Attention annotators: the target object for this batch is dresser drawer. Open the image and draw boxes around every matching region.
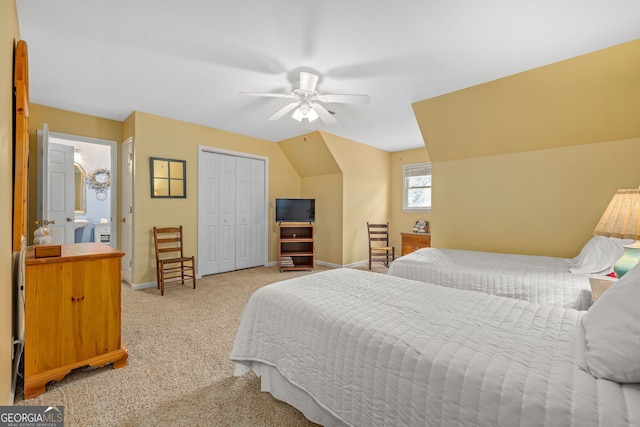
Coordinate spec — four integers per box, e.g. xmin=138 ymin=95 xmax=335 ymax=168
xmin=401 ymin=233 xmax=431 ymax=256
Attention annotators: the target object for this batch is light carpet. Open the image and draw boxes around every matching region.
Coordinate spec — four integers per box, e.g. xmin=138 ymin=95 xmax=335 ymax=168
xmin=15 ymin=263 xmax=388 ymax=426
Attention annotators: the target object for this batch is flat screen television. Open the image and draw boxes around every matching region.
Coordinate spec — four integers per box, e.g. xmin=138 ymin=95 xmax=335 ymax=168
xmin=275 ymin=198 xmax=315 ymax=223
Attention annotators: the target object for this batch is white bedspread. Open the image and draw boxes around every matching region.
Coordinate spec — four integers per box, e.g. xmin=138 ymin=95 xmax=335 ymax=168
xmin=231 ymin=269 xmax=639 ymax=427
xmin=388 ymin=248 xmax=593 ymax=310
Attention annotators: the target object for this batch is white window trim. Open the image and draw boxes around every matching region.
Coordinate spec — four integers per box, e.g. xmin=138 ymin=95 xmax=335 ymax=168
xmin=403 ymin=162 xmax=432 ymax=213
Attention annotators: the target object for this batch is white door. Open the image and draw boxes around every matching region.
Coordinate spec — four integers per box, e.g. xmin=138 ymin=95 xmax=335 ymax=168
xmin=197 ymin=150 xmax=266 ymax=276
xmin=47 ymin=143 xmax=75 ymax=244
xmin=198 ymin=152 xmax=220 ymax=276
xmin=218 ymin=154 xmax=236 ymax=273
xmin=121 ymin=138 xmax=134 ymax=284
xmin=38 ymin=126 xmax=75 ymax=244
xmin=249 ymin=159 xmax=266 ymax=267
xmin=235 ymin=157 xmax=251 ymax=269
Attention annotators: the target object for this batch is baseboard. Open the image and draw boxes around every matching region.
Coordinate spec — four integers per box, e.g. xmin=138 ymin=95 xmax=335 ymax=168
xmin=315 ymin=260 xmax=368 ymax=269
xmin=130 ymin=281 xmax=157 ymax=291
xmin=130 ymin=261 xmax=370 ymax=291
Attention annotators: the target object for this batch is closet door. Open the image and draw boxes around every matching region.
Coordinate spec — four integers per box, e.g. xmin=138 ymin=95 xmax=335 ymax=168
xmin=197 ymin=152 xmax=220 ymax=276
xmin=236 ymin=158 xmax=266 ymax=269
xmin=249 ymin=159 xmax=265 ymax=267
xmin=235 ymin=157 xmax=252 ymax=270
xmin=218 ymin=154 xmax=236 ymax=273
xmin=198 ymin=150 xmax=266 ymax=276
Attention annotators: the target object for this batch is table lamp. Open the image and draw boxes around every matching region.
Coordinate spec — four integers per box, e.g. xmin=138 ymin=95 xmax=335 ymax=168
xmin=592 ymin=188 xmax=640 ymax=277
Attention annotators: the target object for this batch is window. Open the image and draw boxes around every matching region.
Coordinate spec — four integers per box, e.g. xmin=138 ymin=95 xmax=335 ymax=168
xmin=403 ymin=162 xmax=431 ymax=212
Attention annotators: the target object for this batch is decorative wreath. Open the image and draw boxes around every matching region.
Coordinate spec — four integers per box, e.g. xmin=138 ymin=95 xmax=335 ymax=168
xmin=86 ymin=167 xmax=111 ymax=192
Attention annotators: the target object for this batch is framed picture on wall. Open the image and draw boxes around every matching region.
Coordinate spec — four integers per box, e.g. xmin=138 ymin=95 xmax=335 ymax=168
xmin=150 ymin=157 xmax=187 ymax=198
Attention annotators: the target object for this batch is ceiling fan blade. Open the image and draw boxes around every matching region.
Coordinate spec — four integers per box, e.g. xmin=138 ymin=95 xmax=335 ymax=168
xmin=317 ymin=94 xmax=370 ymax=104
xmin=239 ymin=91 xmax=290 ymax=98
xmin=311 ymin=103 xmax=337 ymax=125
xmin=268 ymin=102 xmax=299 ymax=120
xmin=299 ymin=71 xmax=318 ymax=92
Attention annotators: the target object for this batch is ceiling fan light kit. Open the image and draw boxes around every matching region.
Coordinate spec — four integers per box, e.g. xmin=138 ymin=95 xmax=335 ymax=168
xmin=292 ymin=102 xmax=319 ymax=122
xmin=240 ymin=71 xmax=369 ymax=125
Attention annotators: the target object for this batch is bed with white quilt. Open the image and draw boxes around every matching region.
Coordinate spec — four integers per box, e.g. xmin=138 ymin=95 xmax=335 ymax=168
xmin=231 ymin=267 xmax=640 ymax=427
xmin=387 ymin=236 xmax=632 ymax=310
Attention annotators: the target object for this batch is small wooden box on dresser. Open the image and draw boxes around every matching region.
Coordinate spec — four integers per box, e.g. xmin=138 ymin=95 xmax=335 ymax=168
xmin=24 ymin=242 xmax=128 ymax=399
xmin=401 ymin=233 xmax=431 ymax=256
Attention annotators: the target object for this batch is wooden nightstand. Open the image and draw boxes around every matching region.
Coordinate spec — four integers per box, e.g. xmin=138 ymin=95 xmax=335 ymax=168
xmin=400 ymin=233 xmax=431 ymax=256
xmin=589 ymin=277 xmax=616 ymax=302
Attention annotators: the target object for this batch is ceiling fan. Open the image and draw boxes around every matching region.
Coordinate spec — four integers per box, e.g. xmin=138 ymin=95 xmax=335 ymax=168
xmin=240 ymin=71 xmax=370 ymax=125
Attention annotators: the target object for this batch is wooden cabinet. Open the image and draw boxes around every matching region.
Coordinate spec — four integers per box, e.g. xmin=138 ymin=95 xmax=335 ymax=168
xmin=278 ymin=223 xmax=314 ymax=271
xmin=401 ymin=233 xmax=431 ymax=256
xmin=24 ymin=243 xmax=128 ymax=399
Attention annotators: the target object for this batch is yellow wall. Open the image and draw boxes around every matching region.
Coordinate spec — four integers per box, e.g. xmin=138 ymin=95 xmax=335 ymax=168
xmin=434 ymin=138 xmax=640 ymax=256
xmin=414 ymin=40 xmax=640 ymax=256
xmin=389 ymin=147 xmax=431 ymax=251
xmin=279 ymin=131 xmax=391 ymax=266
xmin=322 ymin=132 xmax=391 ymax=265
xmin=415 ymin=39 xmax=640 ymax=162
xmin=27 ymin=104 xmax=123 ymax=241
xmin=132 ymin=111 xmax=300 ymax=284
xmin=1 ymin=0 xmax=20 ymax=404
xmin=278 ymin=131 xmax=344 ymax=265
xmin=301 ymin=173 xmax=343 ymax=265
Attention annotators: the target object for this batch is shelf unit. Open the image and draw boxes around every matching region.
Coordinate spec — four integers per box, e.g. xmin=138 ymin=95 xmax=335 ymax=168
xmin=278 ymin=223 xmax=314 ymax=272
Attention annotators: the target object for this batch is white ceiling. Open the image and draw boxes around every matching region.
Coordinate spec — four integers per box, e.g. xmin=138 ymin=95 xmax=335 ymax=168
xmin=15 ymin=1 xmax=640 ymax=152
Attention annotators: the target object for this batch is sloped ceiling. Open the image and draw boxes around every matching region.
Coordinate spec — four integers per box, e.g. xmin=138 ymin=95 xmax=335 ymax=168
xmin=413 ymin=40 xmax=640 ymax=162
xmin=15 ymin=1 xmax=640 ymax=152
xmin=278 ymin=132 xmax=341 ymax=177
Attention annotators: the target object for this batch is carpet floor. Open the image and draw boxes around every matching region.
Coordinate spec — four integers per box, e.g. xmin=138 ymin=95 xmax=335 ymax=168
xmin=14 ymin=263 xmax=388 ymax=426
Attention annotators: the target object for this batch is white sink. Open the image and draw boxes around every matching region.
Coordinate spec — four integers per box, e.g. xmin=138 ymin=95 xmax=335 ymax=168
xmin=73 ymin=219 xmax=89 ymax=229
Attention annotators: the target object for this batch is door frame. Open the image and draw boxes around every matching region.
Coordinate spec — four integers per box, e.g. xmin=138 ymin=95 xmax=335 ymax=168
xmin=39 ymin=127 xmax=118 ymax=247
xmin=197 ymin=145 xmax=269 ymax=277
xmin=121 ymin=137 xmax=134 ymax=284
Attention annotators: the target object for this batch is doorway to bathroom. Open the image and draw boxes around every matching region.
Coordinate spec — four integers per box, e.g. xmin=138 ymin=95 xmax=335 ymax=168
xmin=37 ymin=124 xmax=117 ymax=247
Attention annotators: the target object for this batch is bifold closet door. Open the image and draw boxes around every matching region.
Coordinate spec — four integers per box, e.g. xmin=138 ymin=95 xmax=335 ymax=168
xmin=217 ymin=154 xmax=236 ymax=273
xmin=236 ymin=157 xmax=265 ymax=270
xmin=198 ymin=152 xmax=221 ymax=276
xmin=198 ymin=151 xmax=265 ymax=276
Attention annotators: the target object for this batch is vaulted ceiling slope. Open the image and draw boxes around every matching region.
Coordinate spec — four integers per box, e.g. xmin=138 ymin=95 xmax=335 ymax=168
xmin=414 ymin=39 xmax=640 ymax=162
xmin=15 ymin=1 xmax=640 ymax=152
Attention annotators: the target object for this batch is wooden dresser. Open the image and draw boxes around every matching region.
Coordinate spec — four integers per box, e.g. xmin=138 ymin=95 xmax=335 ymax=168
xmin=24 ymin=243 xmax=128 ymax=399
xmin=401 ymin=233 xmax=431 ymax=256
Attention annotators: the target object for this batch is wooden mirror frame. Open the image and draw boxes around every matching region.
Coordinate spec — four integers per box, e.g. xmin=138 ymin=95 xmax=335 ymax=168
xmin=74 ymin=163 xmax=87 ymax=214
xmin=13 ymin=40 xmax=29 ymax=251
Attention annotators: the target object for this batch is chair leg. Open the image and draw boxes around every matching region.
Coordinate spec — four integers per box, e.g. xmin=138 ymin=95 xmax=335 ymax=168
xmin=368 ymin=252 xmax=372 ymax=270
xmin=192 ymin=257 xmax=196 ymax=289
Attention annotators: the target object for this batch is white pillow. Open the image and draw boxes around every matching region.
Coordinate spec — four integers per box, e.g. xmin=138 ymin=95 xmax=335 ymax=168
xmin=568 ymin=236 xmax=633 ymax=274
xmin=581 ymin=262 xmax=640 ymax=383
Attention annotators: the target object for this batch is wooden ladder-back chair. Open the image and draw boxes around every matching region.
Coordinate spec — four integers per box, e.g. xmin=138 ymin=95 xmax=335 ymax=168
xmin=367 ymin=222 xmax=395 ymax=270
xmin=153 ymin=226 xmax=196 ymax=296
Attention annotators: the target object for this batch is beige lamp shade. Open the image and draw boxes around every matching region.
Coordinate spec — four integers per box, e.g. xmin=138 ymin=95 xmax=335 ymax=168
xmin=593 ymin=189 xmax=640 ymax=240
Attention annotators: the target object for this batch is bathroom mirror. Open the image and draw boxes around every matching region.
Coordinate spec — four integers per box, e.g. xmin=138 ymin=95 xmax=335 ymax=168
xmin=74 ymin=163 xmax=86 ymax=214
